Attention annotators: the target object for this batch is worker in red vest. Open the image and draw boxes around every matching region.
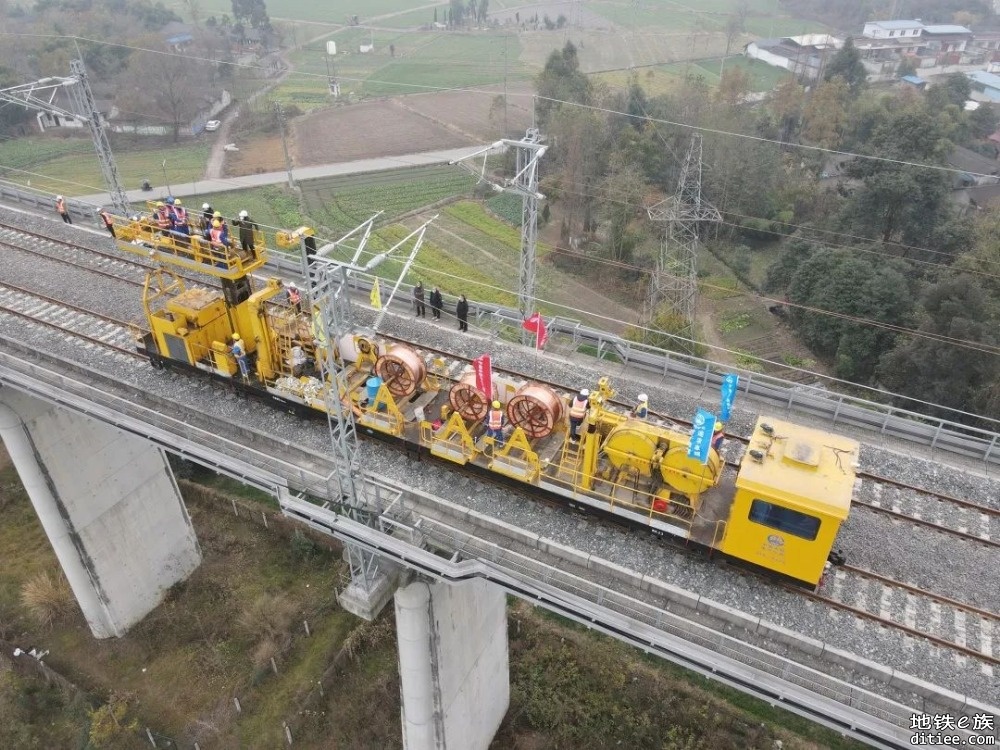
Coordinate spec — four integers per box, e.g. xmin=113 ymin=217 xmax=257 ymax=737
xmin=55 ymin=195 xmax=71 ymax=224
xmin=485 ymin=400 xmax=505 ymax=447
xmin=154 ymin=202 xmax=171 ymax=232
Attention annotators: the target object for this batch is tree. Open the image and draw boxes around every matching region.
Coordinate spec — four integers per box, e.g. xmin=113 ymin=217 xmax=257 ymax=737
xmin=927 ymin=72 xmax=971 ymax=110
xmin=841 ymin=97 xmax=952 ymax=244
xmin=115 ymin=37 xmax=214 ymax=142
xmin=600 ymin=155 xmax=646 ymax=263
xmin=896 ymin=56 xmax=918 ymax=77
xmin=535 ymin=41 xmax=591 ymax=127
xmin=968 ymin=103 xmax=999 ymax=140
xmin=801 ymin=78 xmax=849 ymax=148
xmin=716 ymin=66 xmax=751 ymax=107
xmin=768 ymin=77 xmax=805 ymax=142
xmin=824 ymin=37 xmax=867 ymax=95
xmin=449 ymin=0 xmax=465 ymax=26
xmin=879 ymin=274 xmax=1000 ymax=422
xmin=723 ymin=14 xmax=745 ymax=57
xmin=785 ymin=250 xmax=914 ymax=382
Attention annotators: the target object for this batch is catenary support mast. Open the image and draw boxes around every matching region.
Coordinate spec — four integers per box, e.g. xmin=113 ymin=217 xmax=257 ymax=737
xmin=451 ymin=130 xmax=546 ymax=344
xmin=0 ymin=60 xmax=130 ymax=215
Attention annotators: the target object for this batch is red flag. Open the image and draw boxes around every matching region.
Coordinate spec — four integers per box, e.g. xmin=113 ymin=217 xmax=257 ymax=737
xmin=522 ymin=312 xmax=548 ymax=349
xmin=472 ymin=354 xmax=492 ymax=400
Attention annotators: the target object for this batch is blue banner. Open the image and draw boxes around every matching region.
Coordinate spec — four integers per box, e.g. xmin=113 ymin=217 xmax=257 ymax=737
xmin=688 ymin=407 xmax=716 ymax=464
xmin=720 ymin=373 xmax=740 ymax=422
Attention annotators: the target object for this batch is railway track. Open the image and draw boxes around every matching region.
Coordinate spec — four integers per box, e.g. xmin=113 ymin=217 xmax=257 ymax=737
xmin=853 ymin=471 xmax=999 ymax=549
xmin=0 ymin=223 xmax=154 ymax=286
xmin=0 ymin=281 xmax=141 ymax=361
xmin=817 ymin=565 xmax=998 ymax=673
xmin=3 ymin=222 xmax=998 ymax=676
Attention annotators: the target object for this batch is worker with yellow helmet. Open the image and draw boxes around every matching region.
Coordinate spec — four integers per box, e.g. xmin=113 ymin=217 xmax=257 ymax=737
xmin=230 ymin=333 xmax=249 ymax=380
xmin=485 ymin=399 xmax=505 ymax=447
xmin=712 ymin=421 xmax=725 ymax=452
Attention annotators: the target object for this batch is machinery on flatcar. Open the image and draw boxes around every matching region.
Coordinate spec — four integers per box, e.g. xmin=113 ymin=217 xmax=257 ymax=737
xmin=111 ymin=210 xmax=858 ymax=587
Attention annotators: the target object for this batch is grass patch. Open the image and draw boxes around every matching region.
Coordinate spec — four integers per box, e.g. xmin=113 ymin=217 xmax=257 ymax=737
xmin=577 ymin=343 xmax=624 ymax=363
xmin=718 ymin=312 xmax=754 ymax=334
xmin=693 ymin=56 xmax=794 ymax=92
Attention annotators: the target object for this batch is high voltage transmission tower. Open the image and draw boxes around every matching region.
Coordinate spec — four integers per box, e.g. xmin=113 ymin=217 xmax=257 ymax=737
xmin=0 ymin=60 xmax=131 ymax=214
xmin=646 ymin=134 xmax=719 ymax=338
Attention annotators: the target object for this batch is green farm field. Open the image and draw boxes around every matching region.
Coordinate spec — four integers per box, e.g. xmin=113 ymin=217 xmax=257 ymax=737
xmin=180 ymin=0 xmax=442 ymax=24
xmin=0 ymin=135 xmax=210 ymax=197
xmin=279 ymin=30 xmax=528 ymax=106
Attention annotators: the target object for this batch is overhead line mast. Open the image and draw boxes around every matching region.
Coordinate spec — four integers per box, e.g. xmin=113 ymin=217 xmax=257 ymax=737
xmin=0 ymin=60 xmax=131 ymax=214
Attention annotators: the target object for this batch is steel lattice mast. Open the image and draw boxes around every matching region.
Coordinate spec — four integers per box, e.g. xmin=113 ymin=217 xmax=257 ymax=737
xmin=451 ymin=129 xmax=546 ymax=343
xmin=646 ymin=134 xmax=719 ymax=337
xmin=303 ymin=216 xmax=433 ymax=612
xmin=0 ymin=60 xmax=131 ymax=215
xmin=67 ymin=59 xmax=131 ymax=215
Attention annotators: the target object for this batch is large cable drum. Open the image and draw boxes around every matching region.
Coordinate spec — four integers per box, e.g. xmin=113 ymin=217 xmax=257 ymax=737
xmin=602 ymin=423 xmax=659 ymax=477
xmin=506 ymin=384 xmax=563 ymax=439
xmin=449 ymin=370 xmax=495 ymax=422
xmin=375 ymin=344 xmax=426 ymax=398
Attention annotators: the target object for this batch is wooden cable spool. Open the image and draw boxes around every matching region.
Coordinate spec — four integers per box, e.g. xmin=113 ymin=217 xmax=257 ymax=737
xmin=375 ymin=344 xmax=426 ymax=398
xmin=448 ymin=371 xmax=495 ymax=422
xmin=506 ymin=384 xmax=563 ymax=439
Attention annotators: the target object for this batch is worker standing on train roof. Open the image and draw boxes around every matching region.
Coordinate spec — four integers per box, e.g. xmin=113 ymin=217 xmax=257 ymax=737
xmin=286 ymin=283 xmax=302 ymax=314
xmin=230 ymin=333 xmax=249 ymax=380
xmin=568 ymin=389 xmax=590 ymax=442
xmin=154 ymin=201 xmax=171 ymax=232
xmin=712 ymin=421 xmax=725 ymax=452
xmin=97 ymin=207 xmax=115 ymax=238
xmin=209 ymin=219 xmax=225 ymax=250
xmin=170 ymin=198 xmax=188 ymax=230
xmin=201 ymin=203 xmax=214 ymax=232
xmin=55 ymin=195 xmax=71 ymax=224
xmin=632 ymin=393 xmax=649 ymax=419
xmin=236 ymin=210 xmax=259 ymax=256
xmin=485 ymin=400 xmax=505 ymax=447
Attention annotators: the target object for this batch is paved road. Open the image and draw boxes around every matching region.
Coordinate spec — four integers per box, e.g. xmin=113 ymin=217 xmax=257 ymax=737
xmin=77 ymin=146 xmax=484 ymax=207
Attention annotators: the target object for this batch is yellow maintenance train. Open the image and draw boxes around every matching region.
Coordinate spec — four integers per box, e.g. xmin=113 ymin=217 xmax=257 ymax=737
xmin=113 ymin=209 xmax=858 ymax=587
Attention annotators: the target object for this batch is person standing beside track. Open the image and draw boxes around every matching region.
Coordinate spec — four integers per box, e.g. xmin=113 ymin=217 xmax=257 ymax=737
xmin=230 ymin=334 xmax=249 ymax=380
xmin=55 ymin=195 xmax=71 ymax=224
xmin=413 ymin=281 xmax=426 ymax=318
xmin=429 ymin=286 xmax=443 ymax=320
xmin=97 ymin=207 xmax=115 ymax=238
xmin=456 ymin=294 xmax=469 ymax=331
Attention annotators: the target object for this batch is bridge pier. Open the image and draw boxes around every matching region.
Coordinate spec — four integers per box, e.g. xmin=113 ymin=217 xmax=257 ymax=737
xmin=0 ymin=390 xmax=201 ymax=639
xmin=395 ymin=578 xmax=509 ymax=750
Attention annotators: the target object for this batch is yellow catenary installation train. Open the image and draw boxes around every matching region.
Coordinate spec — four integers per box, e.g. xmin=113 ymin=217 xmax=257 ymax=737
xmin=114 ymin=210 xmax=858 ymax=587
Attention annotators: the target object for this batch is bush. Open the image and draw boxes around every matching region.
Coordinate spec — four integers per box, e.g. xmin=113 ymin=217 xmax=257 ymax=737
xmin=237 ymin=593 xmax=297 ymax=642
xmin=21 ymin=572 xmax=73 ymax=628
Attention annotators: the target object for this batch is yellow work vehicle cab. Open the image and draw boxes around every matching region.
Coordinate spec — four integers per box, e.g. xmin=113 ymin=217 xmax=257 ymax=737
xmin=719 ymin=417 xmax=859 ymax=586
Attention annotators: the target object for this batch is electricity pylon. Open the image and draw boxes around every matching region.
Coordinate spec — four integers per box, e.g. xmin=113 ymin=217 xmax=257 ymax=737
xmin=646 ymin=134 xmax=719 ymax=338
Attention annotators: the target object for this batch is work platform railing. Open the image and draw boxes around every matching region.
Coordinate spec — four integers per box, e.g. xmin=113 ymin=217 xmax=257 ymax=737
xmin=0 ymin=337 xmax=994 ymax=750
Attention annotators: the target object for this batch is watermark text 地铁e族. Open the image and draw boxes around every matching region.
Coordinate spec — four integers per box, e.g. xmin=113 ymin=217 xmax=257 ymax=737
xmin=910 ymin=713 xmax=996 ymax=746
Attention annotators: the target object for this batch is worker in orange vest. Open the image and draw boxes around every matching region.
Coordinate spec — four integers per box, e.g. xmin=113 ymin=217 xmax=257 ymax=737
xmin=96 ymin=207 xmax=115 ymax=237
xmin=55 ymin=195 xmax=71 ymax=224
xmin=568 ymin=389 xmax=589 ymax=442
xmin=485 ymin=400 xmax=505 ymax=447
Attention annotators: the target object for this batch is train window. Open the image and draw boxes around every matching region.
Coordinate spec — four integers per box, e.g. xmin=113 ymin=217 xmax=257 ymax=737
xmin=748 ymin=499 xmax=820 ymax=541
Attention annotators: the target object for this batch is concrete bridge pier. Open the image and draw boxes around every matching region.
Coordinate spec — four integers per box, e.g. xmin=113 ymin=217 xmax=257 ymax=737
xmin=0 ymin=390 xmax=201 ymax=639
xmin=395 ymin=578 xmax=509 ymax=750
